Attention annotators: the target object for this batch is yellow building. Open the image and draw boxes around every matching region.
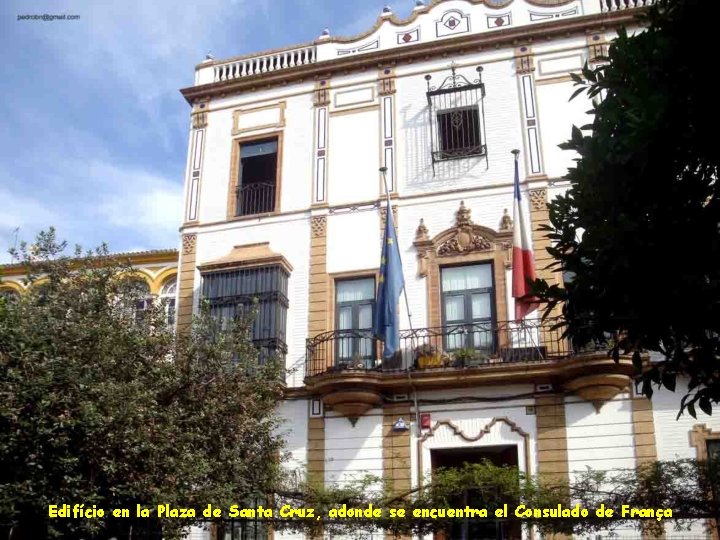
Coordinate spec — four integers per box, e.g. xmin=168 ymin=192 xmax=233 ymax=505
xmin=0 ymin=249 xmax=178 ymax=324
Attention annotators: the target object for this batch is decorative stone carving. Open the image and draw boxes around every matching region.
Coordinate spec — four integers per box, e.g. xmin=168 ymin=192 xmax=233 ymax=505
xmin=191 ymin=99 xmax=209 ymax=129
xmin=182 ymin=234 xmax=197 ymax=255
xmin=564 ymin=374 xmax=631 ymax=412
xmin=436 ymin=201 xmax=493 ymax=257
xmin=587 ymin=33 xmax=608 ymax=64
xmin=311 ymin=216 xmax=327 ymax=238
xmin=378 ymin=67 xmax=396 ymax=96
xmin=420 ymin=416 xmax=530 ymax=443
xmin=313 ymin=80 xmax=331 ymax=107
xmin=514 ymin=45 xmax=535 ymax=74
xmin=499 ymin=208 xmax=513 ymax=231
xmin=415 ymin=218 xmax=429 ymax=242
xmin=380 ymin=205 xmax=398 ymax=231
xmin=379 ymin=77 xmax=395 ymax=95
xmin=529 ymin=188 xmax=547 ymax=211
xmin=191 ymin=111 xmax=208 ymax=129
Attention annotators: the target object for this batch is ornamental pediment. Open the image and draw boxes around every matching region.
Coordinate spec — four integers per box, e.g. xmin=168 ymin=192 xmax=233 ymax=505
xmin=413 ymin=200 xmax=512 ymax=276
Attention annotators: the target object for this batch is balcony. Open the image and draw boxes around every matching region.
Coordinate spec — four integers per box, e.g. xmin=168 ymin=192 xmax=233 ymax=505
xmin=306 ymin=319 xmax=573 ymax=376
xmin=212 ymin=45 xmax=316 ymax=83
xmin=304 ymin=318 xmax=637 ymax=419
xmin=235 ymin=182 xmax=276 ymax=217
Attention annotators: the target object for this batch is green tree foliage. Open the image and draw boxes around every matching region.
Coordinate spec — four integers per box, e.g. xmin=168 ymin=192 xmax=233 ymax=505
xmin=531 ymin=0 xmax=720 ymax=416
xmin=275 ymin=458 xmax=720 ymax=538
xmin=0 ymin=229 xmax=284 ymax=539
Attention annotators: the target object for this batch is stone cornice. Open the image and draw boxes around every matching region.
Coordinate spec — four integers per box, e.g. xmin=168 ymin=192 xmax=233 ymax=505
xmin=181 ymin=10 xmax=642 ymax=105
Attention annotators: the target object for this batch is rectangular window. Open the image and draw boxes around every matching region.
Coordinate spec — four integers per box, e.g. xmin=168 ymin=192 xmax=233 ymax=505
xmin=436 ymin=106 xmax=483 ymax=160
xmin=335 ymin=277 xmax=375 ymax=369
xmin=202 ymin=265 xmax=289 ymax=359
xmin=236 ymin=137 xmax=278 ymax=217
xmin=441 ymin=263 xmax=495 ymax=352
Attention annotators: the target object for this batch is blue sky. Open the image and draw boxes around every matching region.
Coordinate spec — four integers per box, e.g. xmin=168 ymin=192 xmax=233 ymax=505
xmin=0 ymin=0 xmax=405 ymax=263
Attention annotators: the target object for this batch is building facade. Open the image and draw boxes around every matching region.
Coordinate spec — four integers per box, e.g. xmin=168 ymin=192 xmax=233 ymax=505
xmin=0 ymin=249 xmax=178 ymax=317
xmin=3 ymin=1 xmax=719 ymax=539
xmin=174 ymin=1 xmax=720 ymax=538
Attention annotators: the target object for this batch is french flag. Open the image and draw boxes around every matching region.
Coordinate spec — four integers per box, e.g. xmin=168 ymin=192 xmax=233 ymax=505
xmin=511 ymin=152 xmax=538 ymax=322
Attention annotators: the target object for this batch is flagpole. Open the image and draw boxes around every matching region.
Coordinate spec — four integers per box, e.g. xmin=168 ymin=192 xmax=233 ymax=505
xmin=379 ymin=167 xmax=413 ymax=334
xmin=380 ymin=167 xmax=421 ymax=436
xmin=510 ymin=150 xmax=543 ymax=358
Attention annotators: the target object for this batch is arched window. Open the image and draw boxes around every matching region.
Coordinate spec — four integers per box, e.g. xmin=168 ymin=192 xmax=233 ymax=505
xmin=160 ymin=277 xmax=177 ymax=327
xmin=126 ymin=279 xmax=152 ymax=323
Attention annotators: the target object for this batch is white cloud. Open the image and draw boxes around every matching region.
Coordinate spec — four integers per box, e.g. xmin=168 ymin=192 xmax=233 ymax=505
xmin=0 ymin=122 xmax=183 ymax=263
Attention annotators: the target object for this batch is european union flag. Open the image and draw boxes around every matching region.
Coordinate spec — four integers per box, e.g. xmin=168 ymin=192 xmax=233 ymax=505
xmin=374 ymin=200 xmax=405 ymax=359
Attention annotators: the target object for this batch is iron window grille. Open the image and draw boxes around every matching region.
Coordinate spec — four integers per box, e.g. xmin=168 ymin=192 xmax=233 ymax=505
xmin=425 ymin=64 xmax=488 ymax=173
xmin=202 ymin=265 xmax=289 ymax=359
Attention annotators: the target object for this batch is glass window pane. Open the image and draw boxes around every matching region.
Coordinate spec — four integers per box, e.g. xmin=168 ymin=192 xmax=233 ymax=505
xmin=336 ymin=278 xmax=375 ymax=302
xmin=446 ymin=330 xmax=464 ymax=351
xmin=358 ymin=304 xmax=372 ymax=329
xmin=240 ymin=139 xmax=278 ymax=158
xmin=441 ymin=264 xmax=492 ymax=292
xmin=444 ymin=295 xmax=465 ymax=322
xmin=473 ymin=328 xmax=493 ymax=348
xmin=359 ymin=335 xmax=373 ymax=358
xmin=338 ymin=306 xmax=352 ymax=330
xmin=161 ymin=277 xmax=177 ymax=295
xmin=471 ymin=293 xmax=492 ymax=320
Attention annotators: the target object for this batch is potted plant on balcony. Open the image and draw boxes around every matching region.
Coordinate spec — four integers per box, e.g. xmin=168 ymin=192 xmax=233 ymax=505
xmin=452 ymin=348 xmax=489 ymax=368
xmin=413 ymin=343 xmax=443 ymax=369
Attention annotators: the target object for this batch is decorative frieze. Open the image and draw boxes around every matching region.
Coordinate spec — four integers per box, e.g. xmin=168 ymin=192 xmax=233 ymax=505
xmin=181 ymin=233 xmax=197 ymax=255
xmin=529 ymin=188 xmax=548 ymax=211
xmin=311 ymin=216 xmax=327 ymax=238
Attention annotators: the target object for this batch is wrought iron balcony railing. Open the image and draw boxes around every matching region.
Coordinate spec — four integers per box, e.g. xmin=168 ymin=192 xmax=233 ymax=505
xmin=305 ymin=318 xmax=600 ymax=378
xmin=235 ymin=182 xmax=276 ymax=217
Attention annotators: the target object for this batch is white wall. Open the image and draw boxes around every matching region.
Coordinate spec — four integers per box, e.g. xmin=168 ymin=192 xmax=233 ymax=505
xmin=324 ymin=410 xmax=385 ymax=488
xmin=565 ymin=393 xmax=643 ymax=540
xmin=536 ymin=79 xmax=593 ymax=180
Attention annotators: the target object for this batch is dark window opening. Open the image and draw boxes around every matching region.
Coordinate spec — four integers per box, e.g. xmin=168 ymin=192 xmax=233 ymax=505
xmin=335 ymin=277 xmax=376 ymax=369
xmin=202 ymin=265 xmax=289 ymax=360
xmin=431 ymin=445 xmax=521 ymax=540
xmin=236 ymin=138 xmax=278 ymax=217
xmin=436 ymin=106 xmax=483 ymax=160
